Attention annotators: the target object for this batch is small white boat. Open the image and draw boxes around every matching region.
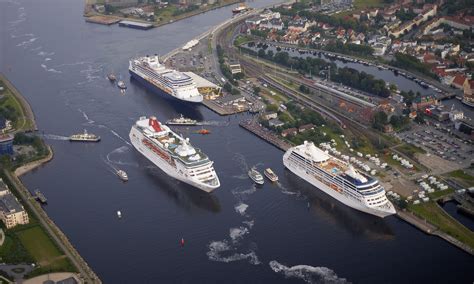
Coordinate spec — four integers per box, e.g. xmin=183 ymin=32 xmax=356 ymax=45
xmin=117 ymin=211 xmax=122 ymax=218
xmin=248 ymin=167 xmax=264 ymax=185
xmin=264 ymin=168 xmax=278 ymax=182
xmin=117 ymin=170 xmax=128 ymax=181
xmin=117 ymin=80 xmax=127 ymax=89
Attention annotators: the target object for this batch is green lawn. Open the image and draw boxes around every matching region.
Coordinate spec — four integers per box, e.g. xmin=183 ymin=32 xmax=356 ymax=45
xmin=0 ymin=89 xmax=31 ymax=131
xmin=353 ymin=0 xmax=383 ymax=9
xmin=408 ymin=202 xmax=474 ymax=250
xmin=446 ymin=170 xmax=474 ymax=187
xmin=428 ymin=188 xmax=454 ymax=200
xmin=16 ymin=226 xmax=72 ymax=272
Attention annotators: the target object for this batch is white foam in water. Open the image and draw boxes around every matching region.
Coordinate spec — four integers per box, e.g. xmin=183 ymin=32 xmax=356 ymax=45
xmin=78 ymin=109 xmax=95 ymax=124
xmin=40 ymin=64 xmax=62 ymax=74
xmin=10 ymin=33 xmax=34 ymax=38
xmin=229 ymin=227 xmax=249 ymax=243
xmin=234 ymin=203 xmax=248 ymax=216
xmin=243 ymin=220 xmax=254 ymax=229
xmin=16 ymin=37 xmax=38 ymax=47
xmin=232 ymin=185 xmax=257 ymax=197
xmin=207 ymin=241 xmax=260 ymax=265
xmin=269 ymin=261 xmax=350 ymax=284
xmin=45 ymin=58 xmax=52 ymax=61
xmin=42 ymin=134 xmax=69 ymax=141
xmin=38 ymin=51 xmax=55 ymax=57
xmin=110 ymin=130 xmax=132 ymax=146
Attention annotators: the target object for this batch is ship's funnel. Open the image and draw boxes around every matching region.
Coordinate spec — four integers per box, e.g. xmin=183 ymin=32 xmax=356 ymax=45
xmin=149 ymin=116 xmax=162 ymax=132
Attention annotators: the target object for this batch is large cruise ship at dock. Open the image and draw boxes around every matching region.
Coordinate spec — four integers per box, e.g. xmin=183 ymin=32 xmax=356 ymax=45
xmin=283 ymin=141 xmax=396 ymax=218
xmin=129 ymin=116 xmax=220 ymax=192
xmin=129 ymin=55 xmax=203 ymax=103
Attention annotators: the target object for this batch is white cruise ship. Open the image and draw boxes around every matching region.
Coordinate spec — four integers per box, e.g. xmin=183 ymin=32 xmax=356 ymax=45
xmin=129 ymin=55 xmax=203 ymax=103
xmin=129 ymin=116 xmax=220 ymax=192
xmin=283 ymin=141 xmax=396 ymax=218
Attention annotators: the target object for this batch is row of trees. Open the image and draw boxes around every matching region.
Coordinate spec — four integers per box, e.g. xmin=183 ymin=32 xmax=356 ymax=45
xmin=372 ymin=111 xmax=410 ymax=131
xmin=323 ymin=41 xmax=374 ymax=58
xmin=332 ymin=67 xmax=391 ymax=98
xmin=390 ymin=53 xmax=435 ymax=78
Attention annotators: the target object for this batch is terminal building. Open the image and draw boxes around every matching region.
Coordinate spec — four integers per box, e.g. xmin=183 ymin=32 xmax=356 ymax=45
xmin=0 ymin=179 xmax=29 ymax=229
xmin=0 ymin=134 xmax=14 ymax=156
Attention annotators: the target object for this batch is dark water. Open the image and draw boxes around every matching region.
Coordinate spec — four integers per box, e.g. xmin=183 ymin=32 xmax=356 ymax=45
xmin=442 ymin=201 xmax=474 ymax=231
xmin=1 ymin=0 xmax=473 ymax=283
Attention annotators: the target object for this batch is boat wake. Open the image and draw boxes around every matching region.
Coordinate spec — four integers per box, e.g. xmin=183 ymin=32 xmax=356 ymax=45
xmin=275 ymin=182 xmax=306 ymax=200
xmin=40 ymin=64 xmax=62 ymax=74
xmin=269 ymin=261 xmax=350 ymax=284
xmin=78 ymin=108 xmax=95 ymax=124
xmin=105 ymin=145 xmax=137 ymax=167
xmin=110 ymin=130 xmax=132 ymax=147
xmin=234 ymin=203 xmax=249 ymax=216
xmin=207 ymin=240 xmax=260 ymax=265
xmin=42 ymin=134 xmax=69 ymax=141
xmin=17 ymin=37 xmax=38 ymax=48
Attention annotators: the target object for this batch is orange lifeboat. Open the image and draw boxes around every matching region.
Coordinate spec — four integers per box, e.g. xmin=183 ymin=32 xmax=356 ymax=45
xmin=196 ymin=128 xmax=211 ymax=135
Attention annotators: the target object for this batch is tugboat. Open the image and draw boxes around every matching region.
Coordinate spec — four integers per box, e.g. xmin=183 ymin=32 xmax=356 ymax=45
xmin=69 ymin=130 xmax=101 ymax=142
xmin=117 ymin=170 xmax=128 ymax=181
xmin=117 ymin=80 xmax=127 ymax=89
xmin=264 ymin=168 xmax=278 ymax=182
xmin=248 ymin=167 xmax=264 ymax=185
xmin=166 ymin=114 xmax=197 ymax=126
xmin=107 ymin=73 xmax=117 ymax=82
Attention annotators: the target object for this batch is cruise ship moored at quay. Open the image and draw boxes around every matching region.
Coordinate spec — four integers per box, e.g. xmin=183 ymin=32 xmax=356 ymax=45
xmin=283 ymin=141 xmax=396 ymax=218
xmin=129 ymin=116 xmax=220 ymax=192
xmin=129 ymin=55 xmax=203 ymax=103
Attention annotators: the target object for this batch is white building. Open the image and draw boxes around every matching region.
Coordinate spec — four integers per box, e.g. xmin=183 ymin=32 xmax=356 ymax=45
xmin=0 ymin=180 xmax=29 ymax=229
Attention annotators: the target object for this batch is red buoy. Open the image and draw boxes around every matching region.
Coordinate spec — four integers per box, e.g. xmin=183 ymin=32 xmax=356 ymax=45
xmin=180 ymin=238 xmax=185 ymax=247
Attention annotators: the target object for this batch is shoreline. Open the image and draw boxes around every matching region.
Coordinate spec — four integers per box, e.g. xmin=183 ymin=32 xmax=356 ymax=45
xmin=14 ymin=145 xmax=54 ymax=177
xmin=0 ymin=74 xmax=102 ymax=283
xmin=0 ymin=73 xmax=37 ymax=132
xmin=84 ymin=0 xmax=242 ymax=29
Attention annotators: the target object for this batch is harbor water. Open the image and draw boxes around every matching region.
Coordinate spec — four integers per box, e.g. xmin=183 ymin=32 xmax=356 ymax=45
xmin=1 ymin=0 xmax=473 ymax=283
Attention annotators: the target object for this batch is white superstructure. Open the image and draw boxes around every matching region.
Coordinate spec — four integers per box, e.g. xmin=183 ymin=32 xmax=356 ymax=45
xmin=130 ymin=116 xmax=220 ymax=192
xmin=129 ymin=55 xmax=203 ymax=103
xmin=283 ymin=141 xmax=396 ymax=218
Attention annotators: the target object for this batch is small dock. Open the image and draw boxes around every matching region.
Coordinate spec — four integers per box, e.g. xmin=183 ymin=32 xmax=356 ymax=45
xmin=202 ymin=99 xmax=247 ymax=116
xmin=34 ymin=189 xmax=47 ymax=204
xmin=239 ymin=119 xmax=292 ymax=151
xmin=85 ymin=16 xmax=121 ymax=25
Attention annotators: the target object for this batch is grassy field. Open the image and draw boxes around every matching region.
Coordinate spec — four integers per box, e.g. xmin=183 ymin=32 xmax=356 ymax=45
xmin=428 ymin=188 xmax=454 ymax=200
xmin=408 ymin=202 xmax=474 ymax=250
xmin=446 ymin=169 xmax=474 ymax=187
xmin=0 ymin=87 xmax=33 ymax=131
xmin=353 ymin=0 xmax=383 ymax=9
xmin=16 ymin=226 xmax=68 ymax=270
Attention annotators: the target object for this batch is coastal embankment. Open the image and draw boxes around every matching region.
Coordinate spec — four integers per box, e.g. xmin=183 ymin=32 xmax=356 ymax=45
xmin=0 ymin=74 xmax=102 ymax=282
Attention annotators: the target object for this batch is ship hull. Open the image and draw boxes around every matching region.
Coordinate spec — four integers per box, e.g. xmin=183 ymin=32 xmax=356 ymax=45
xmin=283 ymin=154 xmax=395 ymax=218
xmin=462 ymin=99 xmax=474 ymax=108
xmin=69 ymin=138 xmax=100 ymax=142
xmin=130 ymin=127 xmax=217 ymax=193
xmin=129 ymin=69 xmax=202 ymax=103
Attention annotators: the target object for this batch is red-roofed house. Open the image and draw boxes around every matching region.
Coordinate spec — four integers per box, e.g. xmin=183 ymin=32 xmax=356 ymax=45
xmin=452 ymin=74 xmax=467 ymax=89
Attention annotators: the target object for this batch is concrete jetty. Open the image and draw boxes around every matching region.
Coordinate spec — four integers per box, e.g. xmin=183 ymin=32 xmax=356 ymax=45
xmin=239 ymin=119 xmax=292 ymax=151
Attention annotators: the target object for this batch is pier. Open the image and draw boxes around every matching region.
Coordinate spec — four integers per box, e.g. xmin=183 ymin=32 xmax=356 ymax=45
xmin=239 ymin=119 xmax=292 ymax=151
xmin=34 ymin=189 xmax=47 ymax=204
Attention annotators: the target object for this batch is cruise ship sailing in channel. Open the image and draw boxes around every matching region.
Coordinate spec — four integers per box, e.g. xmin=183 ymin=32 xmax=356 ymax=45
xmin=283 ymin=141 xmax=396 ymax=218
xmin=129 ymin=55 xmax=203 ymax=103
xmin=130 ymin=116 xmax=220 ymax=192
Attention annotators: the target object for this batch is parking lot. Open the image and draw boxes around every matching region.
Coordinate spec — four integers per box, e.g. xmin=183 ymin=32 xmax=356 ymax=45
xmin=397 ymin=124 xmax=473 ymax=169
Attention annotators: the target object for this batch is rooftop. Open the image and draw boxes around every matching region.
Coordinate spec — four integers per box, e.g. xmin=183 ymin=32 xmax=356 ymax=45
xmin=0 ymin=192 xmax=24 ymax=214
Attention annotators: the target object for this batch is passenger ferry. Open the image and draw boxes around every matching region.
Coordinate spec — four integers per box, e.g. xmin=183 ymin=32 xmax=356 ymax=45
xmin=264 ymin=168 xmax=278 ymax=182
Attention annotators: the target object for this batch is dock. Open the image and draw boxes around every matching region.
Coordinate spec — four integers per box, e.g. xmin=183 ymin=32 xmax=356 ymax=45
xmin=34 ymin=189 xmax=47 ymax=204
xmin=118 ymin=20 xmax=153 ymax=30
xmin=85 ymin=16 xmax=121 ymax=25
xmin=239 ymin=119 xmax=292 ymax=151
xmin=202 ymin=99 xmax=247 ymax=116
